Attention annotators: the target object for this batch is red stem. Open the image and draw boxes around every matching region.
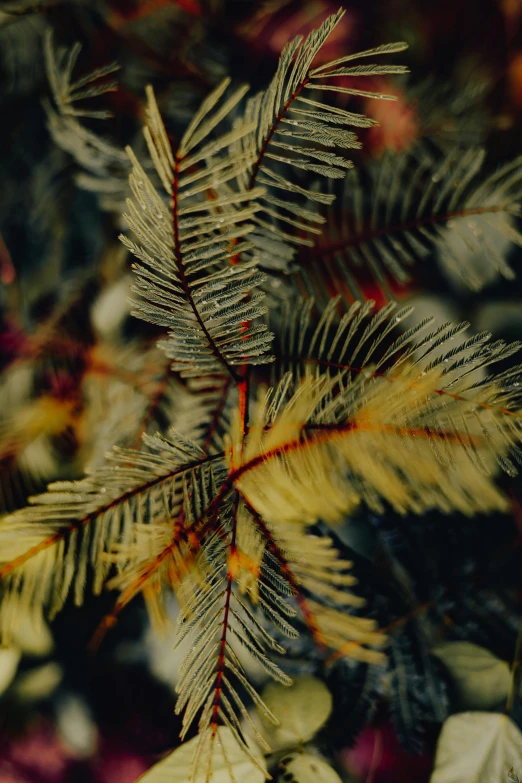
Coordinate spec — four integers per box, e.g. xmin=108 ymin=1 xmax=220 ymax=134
xmin=0 ymin=452 xmax=222 ymax=579
xmin=242 ymin=498 xmax=326 ymax=650
xmin=310 ymin=205 xmax=508 ymax=259
xmin=210 ymin=492 xmax=239 ymax=735
xmin=171 ymin=155 xmax=240 ymax=383
xmin=247 ymin=76 xmax=311 ymax=190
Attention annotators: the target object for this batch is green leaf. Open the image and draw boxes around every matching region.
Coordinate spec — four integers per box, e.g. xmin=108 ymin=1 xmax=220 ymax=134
xmin=430 ymin=713 xmax=522 ymax=783
xmin=280 ymin=753 xmax=343 ymax=783
xmin=257 ymin=675 xmax=332 ymax=750
xmin=0 ymin=647 xmax=20 ymax=695
xmin=135 ymin=727 xmax=266 ymax=783
xmin=433 ymin=642 xmax=511 ymax=710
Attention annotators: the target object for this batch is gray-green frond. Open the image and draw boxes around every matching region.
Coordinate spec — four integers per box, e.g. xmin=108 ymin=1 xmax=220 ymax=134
xmin=234 ymin=7 xmax=408 ymax=270
xmin=173 ymin=498 xmax=290 ymax=777
xmin=44 ymin=30 xmax=119 ymax=120
xmin=119 ymin=85 xmax=274 ymax=380
xmin=43 ymin=30 xmax=129 ymax=209
xmin=299 ymin=145 xmax=522 ymax=302
xmin=0 ymin=429 xmax=225 ymax=644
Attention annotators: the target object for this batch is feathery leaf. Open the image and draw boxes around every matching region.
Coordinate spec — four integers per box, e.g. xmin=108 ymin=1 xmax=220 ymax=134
xmin=299 ymin=145 xmax=522 ymax=301
xmin=120 ymin=86 xmax=274 ymax=379
xmin=0 ymin=430 xmax=224 ymax=642
xmin=233 ymin=7 xmax=407 ymax=270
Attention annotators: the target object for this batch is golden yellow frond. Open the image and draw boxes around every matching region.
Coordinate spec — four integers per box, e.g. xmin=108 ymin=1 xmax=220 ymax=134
xmin=232 ymin=367 xmax=517 ymax=526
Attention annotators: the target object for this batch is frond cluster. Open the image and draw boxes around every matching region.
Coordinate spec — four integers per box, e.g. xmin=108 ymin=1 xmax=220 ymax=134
xmin=43 ymin=31 xmax=129 ymax=209
xmin=0 ymin=431 xmax=217 ymax=643
xmin=259 ymin=297 xmax=522 ymax=515
xmin=301 ymin=144 xmax=522 ymax=302
xmin=3 ymin=8 xmax=522 ymax=783
xmin=172 ymin=500 xmax=290 ymax=772
xmin=235 ymin=9 xmax=408 ymax=270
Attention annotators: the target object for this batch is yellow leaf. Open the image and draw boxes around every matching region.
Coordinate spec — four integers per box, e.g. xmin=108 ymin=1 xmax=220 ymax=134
xmin=10 ymin=615 xmax=54 ymax=657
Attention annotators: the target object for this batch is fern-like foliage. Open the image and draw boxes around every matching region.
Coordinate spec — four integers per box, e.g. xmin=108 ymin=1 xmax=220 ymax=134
xmin=120 ymin=85 xmax=274 ymax=380
xmin=246 ymin=299 xmax=522 ymax=520
xmin=248 ymin=508 xmax=388 ymax=664
xmin=4 ymin=9 xmax=522 ymax=782
xmin=300 ymin=145 xmax=522 ymax=301
xmin=43 ymin=31 xmax=129 ymax=209
xmin=2 ymin=298 xmax=522 ymax=777
xmin=172 ymin=497 xmax=291 ymax=774
xmin=0 ymin=430 xmax=222 ymax=643
xmin=234 ymin=8 xmax=408 ymax=270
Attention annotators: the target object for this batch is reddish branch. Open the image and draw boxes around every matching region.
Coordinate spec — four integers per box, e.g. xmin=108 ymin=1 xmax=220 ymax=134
xmin=195 ymin=417 xmax=482 ymax=548
xmin=310 ymin=205 xmax=508 ymax=259
xmin=88 ymin=517 xmax=192 ymax=652
xmin=247 ymin=76 xmax=311 ymax=190
xmin=210 ymin=493 xmax=239 ymax=735
xmin=171 ymin=155 xmax=241 ymax=383
xmin=0 ymin=453 xmax=222 ymax=580
xmin=242 ymin=497 xmax=326 ymax=651
xmin=203 ymin=378 xmax=232 ymax=452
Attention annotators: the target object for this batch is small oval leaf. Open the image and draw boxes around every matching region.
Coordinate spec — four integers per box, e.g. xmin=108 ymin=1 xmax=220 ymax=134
xmin=282 ymin=753 xmax=343 ymax=783
xmin=433 ymin=642 xmax=510 ymax=710
xmin=258 ymin=675 xmax=333 ymax=750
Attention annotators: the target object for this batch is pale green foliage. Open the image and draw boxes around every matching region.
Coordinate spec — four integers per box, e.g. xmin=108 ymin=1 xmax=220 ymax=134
xmin=2 ymin=10 xmax=522 ymax=783
xmin=234 ymin=9 xmax=408 ymax=270
xmin=431 ymin=713 xmax=522 ymax=783
xmin=43 ymin=30 xmax=129 ymax=208
xmin=302 ymin=145 xmax=522 ymax=302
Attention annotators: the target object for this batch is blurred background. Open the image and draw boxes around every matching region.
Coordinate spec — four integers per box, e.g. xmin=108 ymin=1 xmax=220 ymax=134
xmin=1 ymin=1 xmax=522 ymax=781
